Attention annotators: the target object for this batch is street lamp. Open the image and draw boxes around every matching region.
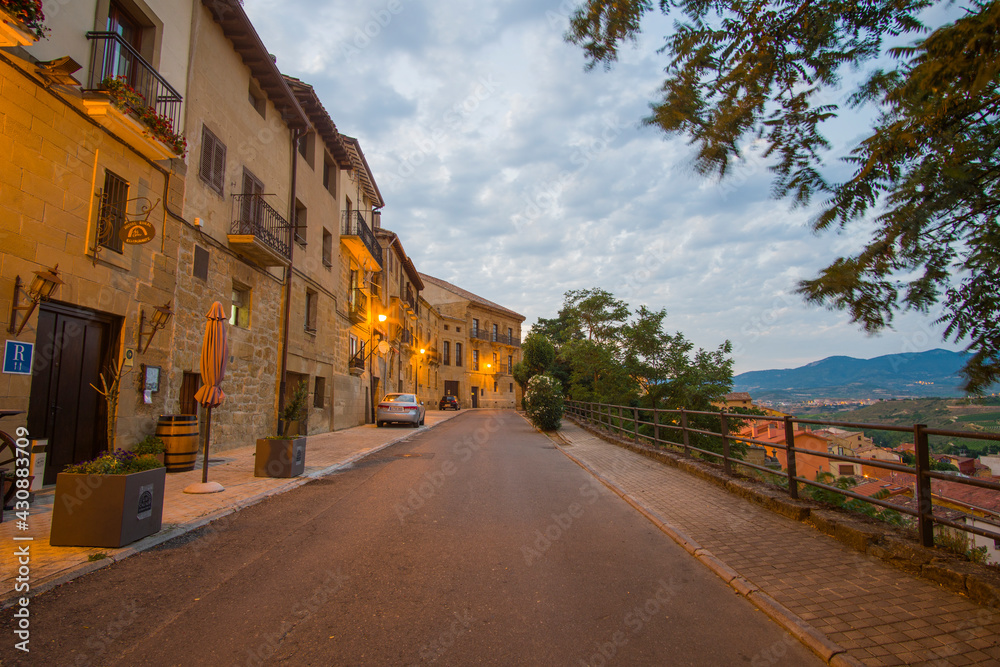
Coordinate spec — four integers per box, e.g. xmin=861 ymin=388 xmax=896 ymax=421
xmin=138 ymin=302 xmax=173 ymax=353
xmin=8 ymin=265 xmax=64 ymax=335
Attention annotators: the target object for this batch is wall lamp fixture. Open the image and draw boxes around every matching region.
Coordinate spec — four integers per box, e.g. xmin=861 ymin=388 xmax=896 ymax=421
xmin=8 ymin=265 xmax=64 ymax=336
xmin=138 ymin=302 xmax=173 ymax=353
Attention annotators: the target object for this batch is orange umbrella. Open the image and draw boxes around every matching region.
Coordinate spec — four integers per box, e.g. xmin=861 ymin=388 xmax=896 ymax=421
xmin=193 ymin=302 xmax=228 ymax=487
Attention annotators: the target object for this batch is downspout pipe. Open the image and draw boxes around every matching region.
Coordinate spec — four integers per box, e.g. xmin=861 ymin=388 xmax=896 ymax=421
xmin=277 ymin=128 xmax=303 ymax=435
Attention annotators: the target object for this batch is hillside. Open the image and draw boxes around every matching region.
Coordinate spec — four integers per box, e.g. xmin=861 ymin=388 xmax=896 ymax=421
xmin=733 ymin=349 xmax=984 ymax=401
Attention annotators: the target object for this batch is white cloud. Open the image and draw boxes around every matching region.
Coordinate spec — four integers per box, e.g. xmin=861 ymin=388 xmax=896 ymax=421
xmin=244 ymin=0 xmax=966 ymax=375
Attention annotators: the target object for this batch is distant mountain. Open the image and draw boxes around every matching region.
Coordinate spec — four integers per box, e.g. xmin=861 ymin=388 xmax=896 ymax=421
xmin=732 ymin=349 xmax=987 ymax=401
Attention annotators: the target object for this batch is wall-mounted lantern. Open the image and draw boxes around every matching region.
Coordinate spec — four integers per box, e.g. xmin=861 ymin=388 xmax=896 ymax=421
xmin=8 ymin=265 xmax=64 ymax=336
xmin=138 ymin=302 xmax=173 ymax=353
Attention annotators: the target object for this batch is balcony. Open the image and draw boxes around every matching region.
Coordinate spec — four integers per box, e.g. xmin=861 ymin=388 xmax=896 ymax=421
xmin=341 ymin=211 xmax=383 ymax=268
xmin=349 ymin=341 xmax=366 ymax=376
xmin=228 ymin=194 xmax=291 ymax=266
xmin=82 ymin=32 xmax=184 ymax=161
xmin=348 ymin=288 xmax=367 ymax=325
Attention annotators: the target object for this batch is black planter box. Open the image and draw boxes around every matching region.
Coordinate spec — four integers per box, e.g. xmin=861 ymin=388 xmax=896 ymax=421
xmin=254 ymin=438 xmax=306 ymax=478
xmin=49 ymin=467 xmax=166 ymax=548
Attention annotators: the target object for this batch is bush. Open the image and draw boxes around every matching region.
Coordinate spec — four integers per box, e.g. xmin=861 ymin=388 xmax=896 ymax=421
xmin=132 ymin=435 xmax=165 ymax=456
xmin=63 ymin=449 xmax=163 ymax=475
xmin=525 ymin=374 xmax=564 ymax=431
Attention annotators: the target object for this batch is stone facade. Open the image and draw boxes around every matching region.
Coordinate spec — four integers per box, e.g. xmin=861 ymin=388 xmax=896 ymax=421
xmin=419 ymin=274 xmax=525 ymax=410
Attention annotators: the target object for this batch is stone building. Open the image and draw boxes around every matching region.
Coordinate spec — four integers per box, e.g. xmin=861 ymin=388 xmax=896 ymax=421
xmin=0 ymin=0 xmax=191 ymax=481
xmin=418 ymin=274 xmax=524 ymax=409
xmin=375 ymin=227 xmax=424 ymax=400
xmin=172 ymin=0 xmax=308 ymax=448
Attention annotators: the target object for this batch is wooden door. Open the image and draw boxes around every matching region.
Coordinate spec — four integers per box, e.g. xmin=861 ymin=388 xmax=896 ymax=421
xmin=28 ymin=304 xmax=117 ymax=485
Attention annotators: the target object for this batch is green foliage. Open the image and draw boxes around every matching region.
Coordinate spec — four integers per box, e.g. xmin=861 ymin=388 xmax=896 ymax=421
xmin=132 ymin=436 xmax=165 ymax=456
xmin=525 ymin=374 xmax=565 ymax=431
xmin=935 ymin=530 xmax=991 ymax=565
xmin=566 ymin=0 xmax=1000 ymax=392
xmin=808 ymin=472 xmax=906 ymax=526
xmin=281 ymin=380 xmax=309 ymax=425
xmin=63 ymin=449 xmax=163 ymax=475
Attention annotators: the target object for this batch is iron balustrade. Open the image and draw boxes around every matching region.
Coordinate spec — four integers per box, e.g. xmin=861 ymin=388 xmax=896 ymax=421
xmin=564 ymin=400 xmax=1000 ymax=549
xmin=230 ymin=194 xmax=291 ymax=260
xmin=342 ymin=210 xmax=383 ymax=267
xmin=348 ymin=288 xmax=367 ymax=324
xmin=86 ymin=32 xmax=183 ymax=132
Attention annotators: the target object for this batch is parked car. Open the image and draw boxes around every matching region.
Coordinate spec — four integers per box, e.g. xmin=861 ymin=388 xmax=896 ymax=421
xmin=376 ymin=393 xmax=425 ymax=427
xmin=439 ymin=395 xmax=459 ymax=411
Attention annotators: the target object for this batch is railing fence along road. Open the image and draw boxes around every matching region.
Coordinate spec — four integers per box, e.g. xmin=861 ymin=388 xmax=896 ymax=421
xmin=565 ymin=401 xmax=1000 ymax=549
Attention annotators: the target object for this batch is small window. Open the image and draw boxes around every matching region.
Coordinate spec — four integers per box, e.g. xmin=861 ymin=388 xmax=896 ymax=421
xmin=472 ymin=349 xmax=479 ymax=371
xmin=456 ymin=342 xmax=463 ymax=367
xmin=444 ymin=324 xmax=449 ymax=331
xmin=98 ymin=170 xmax=128 ymax=254
xmin=298 ymin=132 xmax=314 ymax=168
xmin=249 ymin=82 xmax=266 ymax=118
xmin=508 ymin=327 xmax=513 ymax=341
xmin=456 ymin=326 xmax=461 ymax=333
xmin=508 ymin=355 xmax=513 ymax=373
xmin=492 ymin=324 xmax=498 ymax=341
xmin=193 ymin=245 xmax=209 ymax=281
xmin=509 ymin=383 xmax=514 ymax=393
xmin=314 ymin=376 xmax=325 ymax=408
xmin=199 ymin=125 xmax=226 ymax=195
xmin=294 ymin=200 xmax=307 ymax=245
xmin=493 ymin=381 xmax=498 ymax=393
xmin=305 ymin=289 xmax=318 ymax=333
xmin=443 ymin=341 xmax=450 ymax=365
xmin=492 ymin=352 xmax=498 ymax=367
xmin=323 ymin=158 xmax=336 ymax=194
xmin=322 ymin=228 xmax=333 ymax=268
xmin=473 ymin=318 xmax=479 ymax=336
xmin=230 ymin=282 xmax=251 ymax=328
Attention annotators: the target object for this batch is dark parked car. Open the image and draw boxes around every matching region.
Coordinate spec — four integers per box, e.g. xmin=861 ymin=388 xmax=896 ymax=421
xmin=439 ymin=395 xmax=459 ymax=411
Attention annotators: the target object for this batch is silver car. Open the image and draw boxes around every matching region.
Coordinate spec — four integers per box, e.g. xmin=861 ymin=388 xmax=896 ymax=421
xmin=376 ymin=393 xmax=426 ymax=427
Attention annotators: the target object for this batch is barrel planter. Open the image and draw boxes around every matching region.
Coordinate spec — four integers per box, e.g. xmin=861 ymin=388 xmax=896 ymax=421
xmin=156 ymin=414 xmax=198 ymax=473
xmin=49 ymin=467 xmax=166 ymax=547
xmin=254 ymin=438 xmax=306 ymax=478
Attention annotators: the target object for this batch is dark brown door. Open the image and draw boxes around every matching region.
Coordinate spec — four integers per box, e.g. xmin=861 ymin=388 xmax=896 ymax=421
xmin=179 ymin=371 xmax=202 ymax=416
xmin=28 ymin=303 xmax=118 ymax=484
xmin=471 ymin=387 xmax=479 ymax=408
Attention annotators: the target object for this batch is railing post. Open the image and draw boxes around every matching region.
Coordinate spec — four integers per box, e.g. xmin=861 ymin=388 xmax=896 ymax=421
xmin=720 ymin=412 xmax=731 ymax=475
xmin=653 ymin=408 xmax=660 ymax=447
xmin=784 ymin=416 xmax=799 ymax=500
xmin=914 ymin=423 xmax=934 ymax=548
xmin=680 ymin=410 xmax=690 ymax=457
xmin=633 ymin=406 xmax=639 ymax=442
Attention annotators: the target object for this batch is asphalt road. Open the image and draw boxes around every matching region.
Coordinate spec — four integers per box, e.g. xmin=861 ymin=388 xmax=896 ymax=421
xmin=2 ymin=411 xmax=822 ymax=666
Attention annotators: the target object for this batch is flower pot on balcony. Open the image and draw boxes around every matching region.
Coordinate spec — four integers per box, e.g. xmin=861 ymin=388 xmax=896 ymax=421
xmin=49 ymin=467 xmax=167 ymax=547
xmin=254 ymin=438 xmax=306 ymax=478
xmin=0 ymin=7 xmax=39 ymax=47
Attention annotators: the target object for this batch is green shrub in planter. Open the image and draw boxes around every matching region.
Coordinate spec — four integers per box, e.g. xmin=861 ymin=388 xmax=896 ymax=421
xmin=525 ymin=374 xmax=564 ymax=431
xmin=132 ymin=436 xmax=165 ymax=456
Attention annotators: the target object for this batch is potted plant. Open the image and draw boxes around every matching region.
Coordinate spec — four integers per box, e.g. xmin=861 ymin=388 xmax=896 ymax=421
xmin=0 ymin=0 xmax=48 ymax=46
xmin=49 ymin=449 xmax=166 ymax=547
xmin=132 ymin=435 xmax=166 ymax=466
xmin=99 ymin=76 xmax=187 ymax=156
xmin=254 ymin=381 xmax=308 ymax=478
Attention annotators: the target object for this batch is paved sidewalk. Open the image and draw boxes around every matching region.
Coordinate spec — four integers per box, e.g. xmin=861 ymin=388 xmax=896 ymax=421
xmin=1 ymin=410 xmax=463 ymax=606
xmin=554 ymin=419 xmax=1000 ymax=667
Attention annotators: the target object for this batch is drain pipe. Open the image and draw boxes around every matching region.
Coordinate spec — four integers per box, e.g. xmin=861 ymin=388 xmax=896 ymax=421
xmin=276 ymin=128 xmax=303 ymax=435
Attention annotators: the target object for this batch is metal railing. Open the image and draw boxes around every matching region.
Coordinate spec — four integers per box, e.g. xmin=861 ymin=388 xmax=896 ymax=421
xmin=349 ymin=341 xmax=366 ymax=372
xmin=348 ymin=288 xmax=367 ymax=324
xmin=86 ymin=32 xmax=183 ymax=132
xmin=565 ymin=400 xmax=1000 ymax=549
xmin=230 ymin=194 xmax=291 ymax=259
xmin=342 ymin=210 xmax=383 ymax=267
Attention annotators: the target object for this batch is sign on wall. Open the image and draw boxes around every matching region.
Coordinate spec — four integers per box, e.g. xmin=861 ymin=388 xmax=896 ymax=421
xmin=3 ymin=340 xmax=34 ymax=375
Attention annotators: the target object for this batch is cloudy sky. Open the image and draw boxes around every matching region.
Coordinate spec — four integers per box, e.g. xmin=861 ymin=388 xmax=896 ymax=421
xmin=244 ymin=0 xmax=965 ymax=374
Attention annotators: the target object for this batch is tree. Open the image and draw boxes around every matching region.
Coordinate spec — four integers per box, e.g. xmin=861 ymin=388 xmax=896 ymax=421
xmin=513 ymin=333 xmax=558 ymax=406
xmin=563 ymin=288 xmax=630 ymax=343
xmin=525 ymin=374 xmax=566 ymax=431
xmin=567 ymin=0 xmax=1000 ymax=393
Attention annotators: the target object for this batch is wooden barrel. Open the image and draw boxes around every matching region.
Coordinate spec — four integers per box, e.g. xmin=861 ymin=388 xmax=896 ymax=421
xmin=156 ymin=415 xmax=199 ymax=473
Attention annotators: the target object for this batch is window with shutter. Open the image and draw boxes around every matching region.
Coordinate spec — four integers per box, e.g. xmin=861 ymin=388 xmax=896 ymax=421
xmin=200 ymin=125 xmax=226 ymax=195
xmin=240 ymin=168 xmax=264 ymax=227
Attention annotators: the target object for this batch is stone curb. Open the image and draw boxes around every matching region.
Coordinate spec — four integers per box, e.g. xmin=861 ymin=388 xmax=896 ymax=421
xmin=550 ymin=432 xmax=855 ymax=666
xmin=565 ymin=415 xmax=1000 ymax=611
xmin=1 ymin=415 xmax=459 ymax=609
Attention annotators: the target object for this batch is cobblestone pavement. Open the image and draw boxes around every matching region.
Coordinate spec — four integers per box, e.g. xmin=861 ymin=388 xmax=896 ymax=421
xmin=1 ymin=410 xmax=462 ymax=604
xmin=555 ymin=420 xmax=1000 ymax=667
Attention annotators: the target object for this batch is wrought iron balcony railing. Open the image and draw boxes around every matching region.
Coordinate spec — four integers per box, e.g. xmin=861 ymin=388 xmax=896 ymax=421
xmin=86 ymin=32 xmax=183 ymax=132
xmin=230 ymin=194 xmax=291 ymax=261
xmin=341 ymin=210 xmax=383 ymax=267
xmin=348 ymin=288 xmax=367 ymax=324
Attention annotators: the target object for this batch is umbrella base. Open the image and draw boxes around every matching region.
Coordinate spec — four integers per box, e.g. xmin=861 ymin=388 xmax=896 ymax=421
xmin=183 ymin=481 xmax=225 ymax=494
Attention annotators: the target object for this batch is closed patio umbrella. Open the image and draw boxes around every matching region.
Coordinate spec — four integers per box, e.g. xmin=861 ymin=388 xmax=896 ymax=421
xmin=184 ymin=302 xmax=228 ymax=494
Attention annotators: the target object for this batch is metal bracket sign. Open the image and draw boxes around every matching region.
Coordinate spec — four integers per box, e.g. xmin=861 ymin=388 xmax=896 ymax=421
xmin=3 ymin=340 xmax=34 ymax=375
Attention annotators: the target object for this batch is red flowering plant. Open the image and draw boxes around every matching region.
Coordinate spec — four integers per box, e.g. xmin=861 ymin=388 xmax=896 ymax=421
xmin=100 ymin=75 xmax=187 ymax=157
xmin=0 ymin=0 xmax=48 ymax=40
